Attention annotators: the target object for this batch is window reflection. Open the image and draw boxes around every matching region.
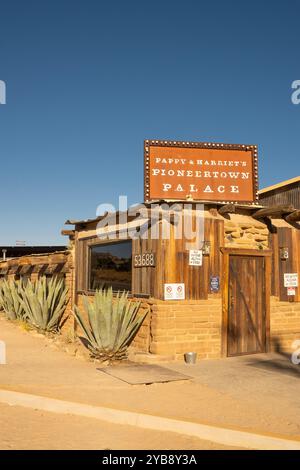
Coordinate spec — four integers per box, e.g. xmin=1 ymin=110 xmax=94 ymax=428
xmin=89 ymin=241 xmax=132 ymax=292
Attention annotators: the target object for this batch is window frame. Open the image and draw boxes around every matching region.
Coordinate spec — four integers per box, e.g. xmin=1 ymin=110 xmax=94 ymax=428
xmin=85 ymin=238 xmax=133 ymax=294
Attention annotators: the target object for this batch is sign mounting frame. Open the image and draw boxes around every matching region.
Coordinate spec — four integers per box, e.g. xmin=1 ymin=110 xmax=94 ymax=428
xmin=144 ymin=139 xmax=259 ymax=205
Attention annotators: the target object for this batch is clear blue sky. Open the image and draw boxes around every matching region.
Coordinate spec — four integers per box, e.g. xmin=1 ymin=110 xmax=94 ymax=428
xmin=0 ymin=0 xmax=299 ymax=245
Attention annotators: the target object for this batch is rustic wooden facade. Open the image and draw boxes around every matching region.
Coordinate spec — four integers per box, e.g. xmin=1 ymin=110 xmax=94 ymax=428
xmin=269 ymin=224 xmax=300 ymax=302
xmin=74 ymin=214 xmax=225 ymax=301
xmin=1 ymin=194 xmax=300 ymax=362
xmin=64 ymin=200 xmax=300 ymax=361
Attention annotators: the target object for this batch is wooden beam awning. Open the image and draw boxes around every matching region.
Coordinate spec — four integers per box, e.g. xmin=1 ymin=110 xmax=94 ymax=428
xmin=3 ymin=262 xmax=70 ymax=276
xmin=218 ymin=204 xmax=236 ymax=215
xmin=6 ymin=265 xmax=34 ymax=275
xmin=61 ymin=229 xmax=75 ymax=237
xmin=19 ymin=265 xmax=34 ymax=275
xmin=252 ymin=204 xmax=294 ymax=219
xmin=285 ymin=210 xmax=300 ymax=223
xmin=32 ymin=264 xmax=48 ymax=274
xmin=59 ymin=262 xmax=69 ymax=274
xmin=45 ymin=264 xmax=57 ymax=275
xmin=8 ymin=265 xmax=19 ymax=274
xmin=45 ymin=262 xmax=68 ymax=275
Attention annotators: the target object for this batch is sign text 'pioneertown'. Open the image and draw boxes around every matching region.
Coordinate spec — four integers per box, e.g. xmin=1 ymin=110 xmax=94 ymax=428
xmin=144 ymin=140 xmax=258 ymax=203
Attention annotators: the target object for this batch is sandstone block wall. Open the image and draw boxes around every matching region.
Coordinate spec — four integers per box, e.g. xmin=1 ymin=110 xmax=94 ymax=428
xmin=270 ymin=297 xmax=300 ymax=353
xmin=76 ymin=294 xmax=222 ymax=361
xmin=224 ymin=214 xmax=269 ymax=250
xmin=132 ymin=295 xmax=300 ymax=361
xmin=131 ymin=298 xmax=222 ymax=361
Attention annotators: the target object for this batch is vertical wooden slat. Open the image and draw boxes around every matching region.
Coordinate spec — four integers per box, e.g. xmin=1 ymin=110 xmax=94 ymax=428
xmin=269 ymin=232 xmax=279 ymax=297
xmin=278 ymin=227 xmax=293 ymax=301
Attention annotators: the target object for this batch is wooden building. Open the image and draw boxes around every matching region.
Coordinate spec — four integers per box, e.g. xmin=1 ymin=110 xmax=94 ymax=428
xmin=2 ymin=141 xmax=300 ymax=362
xmin=63 ymin=141 xmax=300 ymax=361
xmin=259 ymin=176 xmax=300 ymax=209
xmin=63 ymin=200 xmax=300 ymax=361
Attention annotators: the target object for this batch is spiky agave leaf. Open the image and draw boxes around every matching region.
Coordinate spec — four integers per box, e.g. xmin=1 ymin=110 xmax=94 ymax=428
xmin=21 ymin=276 xmax=68 ymax=332
xmin=73 ymin=304 xmax=100 ymax=354
xmin=73 ymin=288 xmax=148 ymax=361
xmin=47 ymin=278 xmax=69 ymax=331
xmin=0 ymin=279 xmax=25 ymax=320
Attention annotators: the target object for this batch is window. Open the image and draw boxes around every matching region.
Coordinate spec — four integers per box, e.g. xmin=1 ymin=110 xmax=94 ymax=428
xmin=89 ymin=240 xmax=132 ymax=292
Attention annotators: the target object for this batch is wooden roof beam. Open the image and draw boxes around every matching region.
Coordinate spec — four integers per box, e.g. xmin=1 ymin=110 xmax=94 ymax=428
xmin=218 ymin=204 xmax=236 ymax=215
xmin=252 ymin=204 xmax=294 ymax=219
xmin=61 ymin=229 xmax=75 ymax=237
xmin=285 ymin=210 xmax=300 ymax=223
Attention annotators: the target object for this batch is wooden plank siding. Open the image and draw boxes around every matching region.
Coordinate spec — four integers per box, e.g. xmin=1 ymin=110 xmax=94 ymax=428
xmin=259 ymin=182 xmax=300 ymax=209
xmin=132 ymin=235 xmax=158 ymax=297
xmin=269 ymin=227 xmax=300 ymax=302
xmin=147 ymin=217 xmax=224 ymax=300
xmin=269 ymin=231 xmax=280 ymax=298
xmin=75 ymin=216 xmax=300 ymax=303
xmin=76 ymin=216 xmax=225 ymax=301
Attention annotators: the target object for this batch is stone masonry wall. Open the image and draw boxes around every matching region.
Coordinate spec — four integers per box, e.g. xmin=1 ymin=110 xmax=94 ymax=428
xmin=224 ymin=214 xmax=269 ymax=250
xmin=270 ymin=297 xmax=300 ymax=353
xmin=75 ymin=295 xmax=222 ymax=361
xmin=141 ymin=298 xmax=222 ymax=361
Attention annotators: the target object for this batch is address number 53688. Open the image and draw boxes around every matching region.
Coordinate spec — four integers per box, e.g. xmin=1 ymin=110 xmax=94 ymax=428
xmin=134 ymin=253 xmax=155 ymax=267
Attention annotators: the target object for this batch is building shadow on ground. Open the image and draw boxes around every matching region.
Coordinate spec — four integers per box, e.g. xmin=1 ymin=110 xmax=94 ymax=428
xmin=245 ymin=338 xmax=300 ymax=378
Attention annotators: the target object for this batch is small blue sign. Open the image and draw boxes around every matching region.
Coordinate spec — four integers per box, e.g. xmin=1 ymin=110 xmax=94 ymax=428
xmin=210 ymin=276 xmax=220 ymax=293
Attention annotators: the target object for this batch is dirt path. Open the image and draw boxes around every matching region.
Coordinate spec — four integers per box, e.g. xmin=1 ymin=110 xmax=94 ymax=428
xmin=0 ymin=316 xmax=299 ymax=441
xmin=0 ymin=403 xmax=240 ymax=450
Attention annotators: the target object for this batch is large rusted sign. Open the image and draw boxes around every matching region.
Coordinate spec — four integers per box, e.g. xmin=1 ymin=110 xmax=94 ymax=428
xmin=144 ymin=140 xmax=258 ymax=204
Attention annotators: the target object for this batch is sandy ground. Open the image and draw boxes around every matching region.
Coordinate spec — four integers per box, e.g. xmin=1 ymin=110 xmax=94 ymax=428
xmin=0 ymin=403 xmax=239 ymax=450
xmin=0 ymin=316 xmax=300 ymax=443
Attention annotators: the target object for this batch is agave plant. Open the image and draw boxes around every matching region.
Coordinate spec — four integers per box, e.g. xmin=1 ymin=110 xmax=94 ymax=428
xmin=0 ymin=279 xmax=25 ymax=320
xmin=73 ymin=288 xmax=148 ymax=362
xmin=21 ymin=276 xmax=69 ymax=332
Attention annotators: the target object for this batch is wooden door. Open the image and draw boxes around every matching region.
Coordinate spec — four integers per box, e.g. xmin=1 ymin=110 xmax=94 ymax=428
xmin=227 ymin=255 xmax=266 ymax=356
